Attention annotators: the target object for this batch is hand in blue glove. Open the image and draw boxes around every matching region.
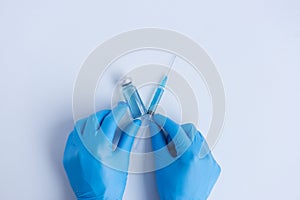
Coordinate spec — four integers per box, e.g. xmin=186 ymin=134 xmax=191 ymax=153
xmin=63 ymin=102 xmax=141 ymax=200
xmin=150 ymin=114 xmax=221 ymax=200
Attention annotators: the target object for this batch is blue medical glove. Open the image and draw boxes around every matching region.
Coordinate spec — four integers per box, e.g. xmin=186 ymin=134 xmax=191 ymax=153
xmin=63 ymin=102 xmax=141 ymax=200
xmin=150 ymin=114 xmax=221 ymax=200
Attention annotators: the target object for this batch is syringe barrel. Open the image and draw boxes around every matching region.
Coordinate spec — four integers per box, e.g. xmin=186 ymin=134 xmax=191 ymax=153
xmin=121 ymin=78 xmax=146 ymax=118
xmin=147 ymin=86 xmax=164 ymax=115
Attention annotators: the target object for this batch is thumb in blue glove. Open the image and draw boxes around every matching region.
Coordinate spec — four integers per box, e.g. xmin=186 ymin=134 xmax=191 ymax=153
xmin=150 ymin=114 xmax=221 ymax=200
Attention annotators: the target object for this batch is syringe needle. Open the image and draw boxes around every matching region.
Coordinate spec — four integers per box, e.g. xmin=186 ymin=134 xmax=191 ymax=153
xmin=147 ymin=54 xmax=176 ymax=114
xmin=166 ymin=54 xmax=176 ymax=76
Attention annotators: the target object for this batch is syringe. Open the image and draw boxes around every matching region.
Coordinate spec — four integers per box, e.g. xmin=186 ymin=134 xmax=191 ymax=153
xmin=147 ymin=55 xmax=176 ymax=115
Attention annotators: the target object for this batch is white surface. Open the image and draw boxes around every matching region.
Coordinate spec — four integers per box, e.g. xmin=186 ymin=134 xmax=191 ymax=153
xmin=1 ymin=0 xmax=300 ymax=199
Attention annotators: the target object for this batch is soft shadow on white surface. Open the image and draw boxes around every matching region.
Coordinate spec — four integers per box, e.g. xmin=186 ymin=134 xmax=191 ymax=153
xmin=48 ymin=117 xmax=76 ymax=200
xmin=124 ymin=172 xmax=160 ymax=200
xmin=123 ymin=126 xmax=160 ymax=200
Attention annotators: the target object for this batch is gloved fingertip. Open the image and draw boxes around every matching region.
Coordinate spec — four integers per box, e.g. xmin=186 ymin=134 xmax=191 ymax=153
xmin=181 ymin=123 xmax=193 ymax=132
xmin=133 ymin=119 xmax=142 ymax=126
xmin=74 ymin=118 xmax=87 ymax=134
xmin=181 ymin=123 xmax=197 ymax=141
xmin=117 ymin=101 xmax=128 ymax=109
xmin=122 ymin=119 xmax=141 ymax=137
xmin=95 ymin=109 xmax=110 ymax=121
xmin=110 ymin=101 xmax=130 ymax=122
xmin=153 ymin=114 xmax=167 ymax=126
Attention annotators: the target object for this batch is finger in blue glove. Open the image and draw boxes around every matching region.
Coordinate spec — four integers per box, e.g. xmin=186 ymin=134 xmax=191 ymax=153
xmin=150 ymin=114 xmax=221 ymax=200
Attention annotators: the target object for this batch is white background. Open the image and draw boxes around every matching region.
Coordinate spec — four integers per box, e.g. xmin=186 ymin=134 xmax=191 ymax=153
xmin=1 ymin=0 xmax=300 ymax=199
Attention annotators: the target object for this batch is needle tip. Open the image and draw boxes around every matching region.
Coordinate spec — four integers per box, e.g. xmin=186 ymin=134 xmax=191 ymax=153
xmin=160 ymin=76 xmax=168 ymax=87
